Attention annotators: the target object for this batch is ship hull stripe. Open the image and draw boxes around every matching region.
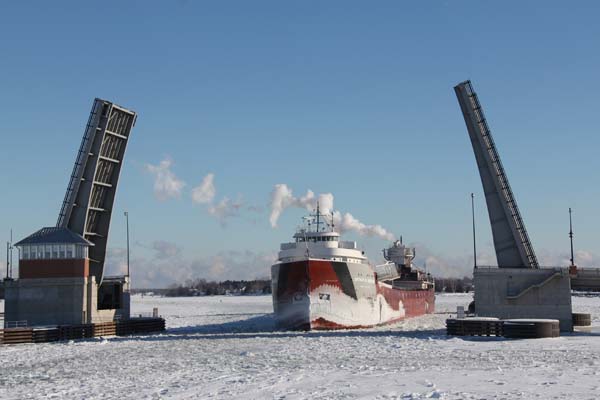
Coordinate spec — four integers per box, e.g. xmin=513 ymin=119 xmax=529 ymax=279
xmin=331 ymin=261 xmax=357 ymax=300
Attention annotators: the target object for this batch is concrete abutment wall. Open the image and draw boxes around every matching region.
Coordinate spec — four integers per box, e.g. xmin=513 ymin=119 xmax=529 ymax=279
xmin=474 ymin=267 xmax=573 ymax=331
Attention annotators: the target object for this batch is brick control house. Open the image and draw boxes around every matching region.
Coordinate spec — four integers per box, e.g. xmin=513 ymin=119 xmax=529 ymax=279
xmin=17 ymin=227 xmax=92 ymax=279
xmin=4 ymin=227 xmax=129 ymax=327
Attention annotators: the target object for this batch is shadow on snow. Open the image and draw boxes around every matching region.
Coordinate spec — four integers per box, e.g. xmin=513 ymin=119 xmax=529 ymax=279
xmin=103 ymin=313 xmax=523 ymax=344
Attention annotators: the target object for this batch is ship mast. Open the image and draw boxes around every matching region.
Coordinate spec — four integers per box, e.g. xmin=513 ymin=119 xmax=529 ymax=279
xmin=569 ymin=208 xmax=575 ymax=267
xmin=316 ymin=202 xmax=320 ymax=232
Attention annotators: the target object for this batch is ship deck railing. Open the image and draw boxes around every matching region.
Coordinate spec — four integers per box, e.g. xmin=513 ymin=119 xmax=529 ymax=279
xmin=474 ymin=265 xmax=568 ymax=269
xmin=390 ymin=280 xmax=432 ymax=290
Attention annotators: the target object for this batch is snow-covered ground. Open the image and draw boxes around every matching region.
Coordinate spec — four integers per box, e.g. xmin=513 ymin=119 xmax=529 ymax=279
xmin=1 ymin=293 xmax=600 ymax=399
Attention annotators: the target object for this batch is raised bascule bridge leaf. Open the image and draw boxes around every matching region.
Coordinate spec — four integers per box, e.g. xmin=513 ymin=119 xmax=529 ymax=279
xmin=57 ymin=99 xmax=137 ymax=283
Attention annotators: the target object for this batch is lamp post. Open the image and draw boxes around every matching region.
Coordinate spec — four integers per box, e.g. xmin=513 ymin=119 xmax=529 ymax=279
xmin=9 ymin=229 xmax=12 ymax=279
xmin=124 ymin=211 xmax=130 ymax=278
xmin=569 ymin=208 xmax=575 ymax=267
xmin=5 ymin=241 xmax=9 ymax=280
xmin=471 ymin=193 xmax=477 ymax=269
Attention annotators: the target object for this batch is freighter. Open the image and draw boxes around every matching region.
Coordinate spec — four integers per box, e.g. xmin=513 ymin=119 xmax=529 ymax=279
xmin=271 ymin=205 xmax=435 ymax=330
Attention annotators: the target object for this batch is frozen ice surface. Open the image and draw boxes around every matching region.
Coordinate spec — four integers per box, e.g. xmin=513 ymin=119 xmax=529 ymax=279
xmin=2 ymin=293 xmax=600 ymax=399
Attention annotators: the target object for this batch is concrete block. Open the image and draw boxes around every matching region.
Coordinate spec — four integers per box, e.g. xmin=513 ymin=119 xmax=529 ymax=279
xmin=474 ymin=267 xmax=573 ymax=331
xmin=4 ymin=275 xmax=131 ymax=327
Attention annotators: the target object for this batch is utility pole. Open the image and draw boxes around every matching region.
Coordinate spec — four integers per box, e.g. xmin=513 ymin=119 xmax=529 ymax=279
xmin=124 ymin=211 xmax=130 ymax=278
xmin=569 ymin=208 xmax=575 ymax=267
xmin=10 ymin=229 xmax=13 ymax=279
xmin=471 ymin=193 xmax=477 ymax=269
xmin=5 ymin=241 xmax=9 ymax=280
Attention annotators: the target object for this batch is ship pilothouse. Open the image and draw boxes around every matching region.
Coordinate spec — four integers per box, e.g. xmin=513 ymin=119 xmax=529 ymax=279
xmin=277 ymin=204 xmax=367 ymax=265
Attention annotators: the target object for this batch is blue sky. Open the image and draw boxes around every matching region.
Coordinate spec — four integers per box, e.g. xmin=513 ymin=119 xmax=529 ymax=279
xmin=1 ymin=2 xmax=598 ymax=287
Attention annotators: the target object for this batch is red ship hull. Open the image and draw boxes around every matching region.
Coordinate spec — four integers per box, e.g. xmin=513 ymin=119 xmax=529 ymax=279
xmin=272 ymin=259 xmax=435 ymax=330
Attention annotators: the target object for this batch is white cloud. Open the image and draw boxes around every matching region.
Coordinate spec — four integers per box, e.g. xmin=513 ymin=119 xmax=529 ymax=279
xmin=409 ymin=246 xmax=600 ymax=279
xmin=104 ymin=248 xmax=128 ymax=276
xmin=104 ymin=237 xmax=600 ymax=287
xmin=190 ymin=173 xmax=255 ymax=225
xmin=191 ymin=173 xmax=216 ymax=204
xmin=152 ymin=240 xmax=182 ymax=260
xmin=104 ymin=241 xmax=276 ymax=288
xmin=537 ymin=248 xmax=599 ymax=268
xmin=145 ymin=158 xmax=186 ymax=201
xmin=410 ymin=243 xmax=497 ymax=278
xmin=208 ymin=197 xmax=243 ymax=225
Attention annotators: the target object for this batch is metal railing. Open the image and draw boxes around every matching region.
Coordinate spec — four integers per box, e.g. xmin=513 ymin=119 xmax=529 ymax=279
xmin=57 ymin=100 xmax=104 ymax=227
xmin=135 ymin=312 xmax=154 ymax=318
xmin=475 ymin=265 xmax=566 ymax=270
xmin=4 ymin=320 xmax=28 ymax=328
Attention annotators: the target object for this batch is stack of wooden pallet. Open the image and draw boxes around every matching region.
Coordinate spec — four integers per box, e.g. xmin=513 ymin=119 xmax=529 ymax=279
xmin=446 ymin=318 xmax=504 ymax=337
xmin=0 ymin=328 xmax=34 ymax=344
xmin=447 ymin=317 xmax=567 ymax=338
xmin=0 ymin=317 xmax=166 ymax=346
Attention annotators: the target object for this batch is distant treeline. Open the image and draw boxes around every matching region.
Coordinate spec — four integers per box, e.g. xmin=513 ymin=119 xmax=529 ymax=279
xmin=434 ymin=277 xmax=473 ymax=293
xmin=133 ymin=276 xmax=473 ymax=297
xmin=160 ymin=279 xmax=272 ymax=297
xmin=1 ymin=277 xmax=472 ymax=299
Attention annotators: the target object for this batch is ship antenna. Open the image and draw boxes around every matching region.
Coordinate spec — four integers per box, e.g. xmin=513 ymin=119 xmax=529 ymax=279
xmin=316 ymin=201 xmax=321 ymax=232
xmin=569 ymin=207 xmax=575 ymax=266
xmin=317 ymin=201 xmax=322 ymax=232
xmin=331 ymin=210 xmax=335 ymax=232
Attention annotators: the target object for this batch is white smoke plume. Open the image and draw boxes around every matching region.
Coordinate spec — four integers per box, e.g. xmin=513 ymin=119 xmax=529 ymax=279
xmin=332 ymin=211 xmax=395 ymax=241
xmin=145 ymin=158 xmax=186 ymax=201
xmin=269 ymin=184 xmax=395 ymax=241
xmin=191 ymin=173 xmax=216 ymax=204
xmin=269 ymin=184 xmax=334 ymax=227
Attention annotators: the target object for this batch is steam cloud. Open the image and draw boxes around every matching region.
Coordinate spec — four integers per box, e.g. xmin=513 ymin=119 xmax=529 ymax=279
xmin=191 ymin=173 xmax=246 ymax=225
xmin=270 ymin=184 xmax=324 ymax=227
xmin=146 ymin=159 xmax=393 ymax=239
xmin=208 ymin=197 xmax=244 ymax=221
xmin=145 ymin=158 xmax=186 ymax=201
xmin=269 ymin=184 xmax=395 ymax=241
xmin=332 ymin=211 xmax=395 ymax=241
xmin=191 ymin=173 xmax=216 ymax=204
xmin=146 ymin=157 xmax=246 ymax=225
